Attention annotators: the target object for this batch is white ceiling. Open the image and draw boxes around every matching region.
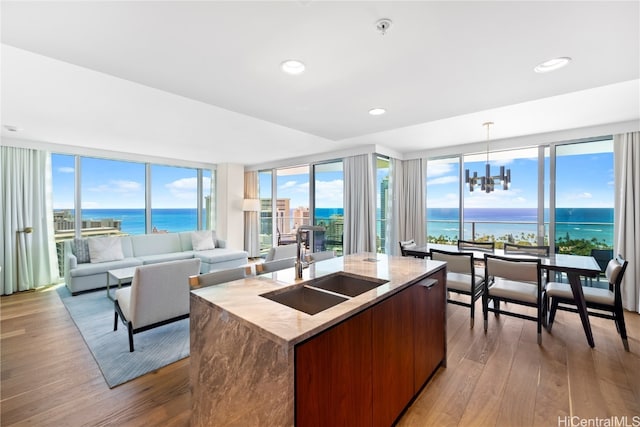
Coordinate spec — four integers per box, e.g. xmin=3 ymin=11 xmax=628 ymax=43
xmin=1 ymin=1 xmax=639 ymax=166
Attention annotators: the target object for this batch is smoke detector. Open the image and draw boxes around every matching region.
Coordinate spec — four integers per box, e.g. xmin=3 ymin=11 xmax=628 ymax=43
xmin=375 ymin=18 xmax=392 ymax=35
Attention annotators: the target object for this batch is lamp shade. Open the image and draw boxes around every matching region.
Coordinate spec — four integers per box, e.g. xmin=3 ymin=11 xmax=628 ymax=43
xmin=242 ymin=199 xmax=261 ymax=212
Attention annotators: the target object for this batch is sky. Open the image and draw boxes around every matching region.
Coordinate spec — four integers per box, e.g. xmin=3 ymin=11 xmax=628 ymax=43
xmin=53 ymin=144 xmax=614 ymax=212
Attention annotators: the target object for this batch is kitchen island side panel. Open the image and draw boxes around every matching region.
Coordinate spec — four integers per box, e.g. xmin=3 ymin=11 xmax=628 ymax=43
xmin=190 ymin=294 xmax=294 ymax=427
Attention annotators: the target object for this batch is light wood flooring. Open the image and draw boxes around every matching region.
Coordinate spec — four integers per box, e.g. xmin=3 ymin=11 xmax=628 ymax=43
xmin=1 ymin=286 xmax=639 ymax=426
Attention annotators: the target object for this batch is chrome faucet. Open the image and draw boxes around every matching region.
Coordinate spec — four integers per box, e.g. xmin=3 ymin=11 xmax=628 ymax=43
xmin=295 ymin=225 xmax=325 ymax=279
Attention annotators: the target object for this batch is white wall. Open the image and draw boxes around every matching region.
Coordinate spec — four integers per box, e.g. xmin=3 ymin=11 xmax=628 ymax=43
xmin=215 ymin=164 xmax=245 ymax=250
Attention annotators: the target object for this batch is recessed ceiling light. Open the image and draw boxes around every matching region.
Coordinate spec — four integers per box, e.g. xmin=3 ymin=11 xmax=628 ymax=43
xmin=281 ymin=59 xmax=305 ymax=75
xmin=3 ymin=125 xmax=22 ymax=132
xmin=534 ymin=57 xmax=572 ymax=73
xmin=369 ymin=108 xmax=386 ymax=116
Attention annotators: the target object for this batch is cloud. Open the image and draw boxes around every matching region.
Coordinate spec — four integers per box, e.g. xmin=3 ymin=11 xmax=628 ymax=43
xmin=279 ymin=180 xmax=298 ymax=190
xmin=427 ymin=175 xmax=458 ymax=186
xmin=315 ymin=179 xmax=344 ymax=208
xmin=567 ymin=192 xmax=593 ymax=200
xmin=88 ymin=180 xmax=141 ymax=193
xmin=58 ymin=166 xmax=74 ymax=173
xmin=426 ymin=163 xmax=454 ymax=178
xmin=166 ymin=177 xmax=198 ymax=200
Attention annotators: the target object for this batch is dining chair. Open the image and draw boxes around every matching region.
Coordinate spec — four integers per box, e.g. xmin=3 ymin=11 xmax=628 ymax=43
xmin=256 ymin=258 xmax=295 ymax=274
xmin=457 ymin=240 xmax=495 ymax=254
xmin=189 ymin=265 xmax=252 ymax=289
xmin=306 ymin=250 xmax=336 ymax=262
xmin=545 ymin=254 xmax=629 ymax=351
xmin=483 ymin=254 xmax=544 ymax=344
xmin=398 ymin=239 xmax=417 ymax=256
xmin=503 ymin=243 xmax=550 ymax=257
xmin=430 ymin=248 xmax=484 ymax=327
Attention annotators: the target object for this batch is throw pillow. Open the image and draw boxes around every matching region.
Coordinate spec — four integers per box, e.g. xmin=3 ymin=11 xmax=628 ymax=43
xmin=71 ymin=238 xmax=90 ymax=264
xmin=88 ymin=237 xmax=125 ymax=263
xmin=191 ymin=230 xmax=215 ymax=251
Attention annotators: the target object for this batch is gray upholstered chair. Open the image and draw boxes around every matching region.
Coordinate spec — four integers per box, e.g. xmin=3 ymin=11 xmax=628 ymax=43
xmin=114 ymin=258 xmax=201 ymax=352
xmin=483 ymin=254 xmax=544 ymax=344
xmin=189 ymin=265 xmax=252 ymax=289
xmin=546 ymin=254 xmax=629 ymax=351
xmin=398 ymin=239 xmax=417 ymax=257
xmin=264 ymin=244 xmax=297 ymax=262
xmin=306 ymin=250 xmax=336 ymax=262
xmin=256 ymin=258 xmax=296 ymax=274
xmin=430 ymin=248 xmax=484 ymax=327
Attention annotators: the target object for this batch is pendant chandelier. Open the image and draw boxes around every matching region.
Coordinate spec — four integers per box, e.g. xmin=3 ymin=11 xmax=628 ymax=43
xmin=464 ymin=122 xmax=511 ymax=193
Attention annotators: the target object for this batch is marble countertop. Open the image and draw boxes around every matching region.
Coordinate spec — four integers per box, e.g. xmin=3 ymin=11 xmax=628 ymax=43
xmin=191 ymin=253 xmax=446 ymax=346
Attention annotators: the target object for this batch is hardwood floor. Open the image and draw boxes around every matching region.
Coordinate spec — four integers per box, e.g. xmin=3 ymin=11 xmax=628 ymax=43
xmin=2 ymin=286 xmax=639 ymax=426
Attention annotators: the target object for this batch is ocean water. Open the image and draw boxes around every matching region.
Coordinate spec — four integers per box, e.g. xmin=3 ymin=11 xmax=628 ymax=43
xmin=79 ymin=207 xmax=614 ymax=246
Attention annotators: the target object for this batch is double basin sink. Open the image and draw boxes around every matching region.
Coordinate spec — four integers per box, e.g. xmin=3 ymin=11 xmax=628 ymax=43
xmin=260 ymin=272 xmax=388 ymax=315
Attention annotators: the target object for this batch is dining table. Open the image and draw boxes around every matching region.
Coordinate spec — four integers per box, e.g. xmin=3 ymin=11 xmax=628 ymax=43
xmin=404 ymin=243 xmax=602 ymax=348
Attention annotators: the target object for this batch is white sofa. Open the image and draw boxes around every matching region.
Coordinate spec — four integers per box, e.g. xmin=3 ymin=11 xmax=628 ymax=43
xmin=64 ymin=231 xmax=248 ymax=295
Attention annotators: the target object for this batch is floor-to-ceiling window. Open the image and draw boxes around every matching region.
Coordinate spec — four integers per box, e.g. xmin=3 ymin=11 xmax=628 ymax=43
xmin=201 ymin=169 xmax=215 ymax=230
xmin=80 ymin=157 xmax=146 ymax=237
xmin=554 ymin=139 xmax=614 ymax=255
xmin=276 ymin=166 xmax=310 ymax=245
xmin=150 ymin=165 xmax=198 ymax=233
xmin=462 ymin=147 xmax=539 ymax=248
xmin=426 ymin=156 xmax=460 ymax=245
xmin=258 ymin=170 xmax=273 ymax=256
xmin=313 ymin=161 xmax=344 ymax=255
xmin=376 ymin=156 xmax=390 ymax=253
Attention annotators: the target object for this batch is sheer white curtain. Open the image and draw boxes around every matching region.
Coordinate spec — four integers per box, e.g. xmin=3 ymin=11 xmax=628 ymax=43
xmin=614 ymin=132 xmax=640 ymax=313
xmin=243 ymin=171 xmax=260 ymax=258
xmin=1 ymin=146 xmax=59 ymax=295
xmin=388 ymin=159 xmax=425 ymax=255
xmin=344 ymin=154 xmax=376 ymax=254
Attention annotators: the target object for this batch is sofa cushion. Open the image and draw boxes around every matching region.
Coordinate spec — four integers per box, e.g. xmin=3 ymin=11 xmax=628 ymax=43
xmin=130 ymin=233 xmax=182 ymax=256
xmin=137 ymin=251 xmax=194 ymax=265
xmin=71 ymin=238 xmax=91 ymax=264
xmin=70 ymin=257 xmax=142 ymax=277
xmin=179 ymin=230 xmax=217 ymax=251
xmin=191 ymin=230 xmax=216 ymax=251
xmin=193 ymin=248 xmax=248 ymax=263
xmin=88 ymin=237 xmax=125 ymax=263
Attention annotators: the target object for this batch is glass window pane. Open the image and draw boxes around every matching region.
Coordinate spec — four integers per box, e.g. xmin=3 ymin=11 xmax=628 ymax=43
xmin=259 ymin=170 xmax=273 ymax=256
xmin=314 ymin=161 xmax=343 ymax=255
xmin=276 ymin=166 xmax=309 ymax=246
xmin=555 ymin=139 xmax=613 ymax=255
xmin=52 ymin=153 xmax=76 ymax=275
xmin=426 ymin=157 xmax=460 ymax=246
xmin=463 ymin=147 xmax=539 ymax=247
xmin=80 ymin=157 xmax=145 ymax=237
xmin=150 ymin=165 xmax=198 ymax=233
xmin=376 ymin=157 xmax=390 ymax=253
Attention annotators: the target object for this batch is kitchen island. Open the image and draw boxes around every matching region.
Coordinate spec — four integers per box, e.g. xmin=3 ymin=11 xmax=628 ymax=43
xmin=190 ymin=252 xmax=447 ymax=426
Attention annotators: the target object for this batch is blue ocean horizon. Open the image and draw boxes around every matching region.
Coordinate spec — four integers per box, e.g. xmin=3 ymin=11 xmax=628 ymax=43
xmin=79 ymin=207 xmax=614 ymax=246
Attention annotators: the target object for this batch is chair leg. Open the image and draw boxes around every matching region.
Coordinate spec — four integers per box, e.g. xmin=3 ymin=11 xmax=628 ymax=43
xmin=547 ymin=298 xmax=559 ymax=332
xmin=482 ymin=293 xmax=488 ymax=333
xmin=127 ymin=322 xmax=134 ymax=352
xmin=470 ymin=295 xmax=475 ymax=328
xmin=537 ymin=301 xmax=542 ymax=345
xmin=494 ymin=300 xmax=500 ymax=317
xmin=114 ymin=310 xmax=118 ymax=331
xmin=614 ymin=303 xmax=630 ymax=352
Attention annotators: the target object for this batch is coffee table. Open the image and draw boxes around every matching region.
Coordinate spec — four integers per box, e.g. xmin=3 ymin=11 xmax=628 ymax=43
xmin=106 ymin=266 xmax=138 ymax=300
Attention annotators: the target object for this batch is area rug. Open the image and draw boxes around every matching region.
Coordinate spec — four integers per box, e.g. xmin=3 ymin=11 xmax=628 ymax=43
xmin=57 ymin=286 xmax=189 ymax=388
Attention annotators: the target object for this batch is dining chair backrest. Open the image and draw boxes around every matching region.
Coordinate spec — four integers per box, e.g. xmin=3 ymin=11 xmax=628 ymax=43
xmin=399 ymin=239 xmax=417 ymax=256
xmin=256 ymin=258 xmax=295 ymax=274
xmin=606 ymin=254 xmax=628 ymax=292
xmin=307 ymin=250 xmax=336 ymax=262
xmin=458 ymin=240 xmax=495 ymax=253
xmin=430 ymin=249 xmax=474 ymax=275
xmin=503 ymin=243 xmax=550 ymax=257
xmin=484 ymin=254 xmax=541 ymax=284
xmin=189 ymin=265 xmax=251 ymax=289
xmin=265 ymin=244 xmax=297 ymax=262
